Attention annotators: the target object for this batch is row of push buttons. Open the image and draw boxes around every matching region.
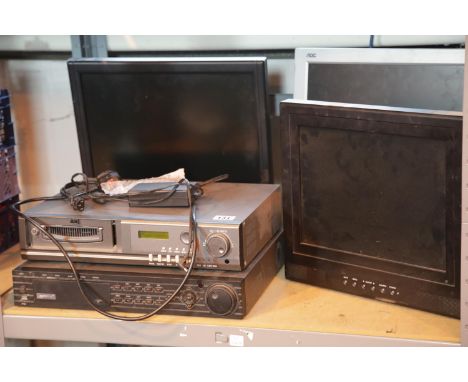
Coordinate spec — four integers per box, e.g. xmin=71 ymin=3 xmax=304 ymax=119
xmin=113 ymin=296 xmax=157 ymax=305
xmin=148 ymin=254 xmax=181 ymax=264
xmin=342 ymin=278 xmax=399 ymax=296
xmin=111 ymin=284 xmax=164 ymax=293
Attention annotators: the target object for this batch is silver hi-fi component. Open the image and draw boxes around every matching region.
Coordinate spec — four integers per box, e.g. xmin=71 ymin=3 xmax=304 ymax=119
xmin=19 ymin=182 xmax=282 ymax=271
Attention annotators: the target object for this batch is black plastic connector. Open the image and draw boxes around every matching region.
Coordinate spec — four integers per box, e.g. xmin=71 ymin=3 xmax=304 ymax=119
xmin=71 ymin=196 xmax=86 ymax=211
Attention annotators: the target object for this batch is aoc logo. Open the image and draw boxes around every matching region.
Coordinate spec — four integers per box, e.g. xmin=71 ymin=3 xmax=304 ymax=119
xmin=306 ymin=53 xmax=317 ymax=58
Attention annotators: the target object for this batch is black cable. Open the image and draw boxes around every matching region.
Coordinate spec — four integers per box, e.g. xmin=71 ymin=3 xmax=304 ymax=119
xmin=59 ymin=172 xmax=229 ymax=210
xmin=369 ymin=35 xmax=375 ymax=48
xmin=10 ymin=178 xmax=199 ymax=321
xmin=62 ymin=177 xmax=184 ymax=205
xmin=125 ymin=179 xmax=187 ymax=207
xmin=197 ymin=173 xmax=229 ymax=187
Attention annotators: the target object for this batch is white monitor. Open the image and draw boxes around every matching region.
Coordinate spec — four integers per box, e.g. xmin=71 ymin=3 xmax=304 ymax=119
xmin=294 ymin=48 xmax=465 ymax=111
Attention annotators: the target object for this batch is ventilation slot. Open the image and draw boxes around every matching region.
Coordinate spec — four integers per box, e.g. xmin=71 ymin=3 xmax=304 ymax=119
xmin=41 ymin=225 xmax=102 ymax=243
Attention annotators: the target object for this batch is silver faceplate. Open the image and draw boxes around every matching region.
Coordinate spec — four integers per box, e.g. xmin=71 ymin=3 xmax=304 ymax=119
xmin=20 ymin=183 xmax=282 ymax=271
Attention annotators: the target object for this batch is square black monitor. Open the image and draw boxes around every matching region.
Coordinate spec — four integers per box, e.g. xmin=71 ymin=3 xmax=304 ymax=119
xmin=68 ymin=58 xmax=270 ymax=183
xmin=281 ymin=99 xmax=462 ymax=317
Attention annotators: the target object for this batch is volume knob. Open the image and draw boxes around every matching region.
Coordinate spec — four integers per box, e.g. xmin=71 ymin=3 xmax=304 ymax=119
xmin=205 ymin=284 xmax=238 ymax=316
xmin=206 ymin=233 xmax=231 ymax=257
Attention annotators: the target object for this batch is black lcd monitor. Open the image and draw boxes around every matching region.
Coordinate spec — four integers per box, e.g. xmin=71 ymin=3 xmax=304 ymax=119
xmin=281 ymin=99 xmax=462 ymax=318
xmin=68 ymin=58 xmax=270 ymax=183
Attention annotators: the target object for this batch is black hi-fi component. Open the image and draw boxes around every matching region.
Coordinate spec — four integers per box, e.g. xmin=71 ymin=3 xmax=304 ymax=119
xmin=0 ymin=145 xmax=19 ymax=202
xmin=0 ymin=89 xmax=19 ymax=252
xmin=13 ymin=231 xmax=284 ymax=318
xmin=0 ymin=195 xmax=19 ymax=252
xmin=1 ymin=89 xmax=15 ymax=147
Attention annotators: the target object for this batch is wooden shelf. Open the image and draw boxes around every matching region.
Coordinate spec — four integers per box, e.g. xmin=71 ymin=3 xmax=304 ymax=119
xmin=1 ymin=254 xmax=460 ymax=344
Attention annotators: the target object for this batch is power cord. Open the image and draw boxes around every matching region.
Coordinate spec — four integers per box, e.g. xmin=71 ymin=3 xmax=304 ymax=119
xmin=60 ymin=172 xmax=228 ymax=211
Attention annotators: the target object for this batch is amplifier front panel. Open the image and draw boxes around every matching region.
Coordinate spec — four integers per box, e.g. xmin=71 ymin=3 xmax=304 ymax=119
xmin=22 ymin=218 xmax=250 ymax=270
xmin=119 ymin=220 xmax=242 ymax=269
xmin=13 ymin=268 xmax=245 ymax=318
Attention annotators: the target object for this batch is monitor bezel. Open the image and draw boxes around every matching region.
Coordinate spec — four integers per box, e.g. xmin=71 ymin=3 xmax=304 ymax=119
xmin=68 ymin=57 xmax=271 ymax=182
xmin=293 ymin=47 xmax=465 ymax=100
xmin=280 ymin=99 xmax=462 ymax=316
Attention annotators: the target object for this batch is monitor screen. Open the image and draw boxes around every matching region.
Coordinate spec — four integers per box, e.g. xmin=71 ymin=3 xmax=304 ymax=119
xmin=294 ymin=48 xmax=465 ymax=111
xmin=306 ymin=63 xmax=464 ymax=111
xmin=68 ymin=59 xmax=269 ymax=183
xmin=299 ymin=124 xmax=447 ymax=271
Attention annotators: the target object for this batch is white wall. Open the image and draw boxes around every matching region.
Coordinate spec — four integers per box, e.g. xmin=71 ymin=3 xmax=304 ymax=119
xmin=0 ymin=60 xmax=82 ymax=198
xmin=107 ymin=35 xmax=465 ymax=50
xmin=0 ymin=36 xmax=71 ymax=51
xmin=0 ymin=35 xmax=464 ymax=51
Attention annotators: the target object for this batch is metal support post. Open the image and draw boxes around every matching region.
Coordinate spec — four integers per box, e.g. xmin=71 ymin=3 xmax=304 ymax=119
xmin=0 ymin=297 xmax=5 ymax=346
xmin=461 ymin=36 xmax=468 ymax=346
xmin=71 ymin=35 xmax=108 ymax=58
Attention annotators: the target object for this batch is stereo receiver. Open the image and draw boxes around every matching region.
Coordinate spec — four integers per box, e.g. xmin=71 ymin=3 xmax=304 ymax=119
xmin=19 ymin=182 xmax=282 ymax=271
xmin=13 ymin=230 xmax=284 ymax=318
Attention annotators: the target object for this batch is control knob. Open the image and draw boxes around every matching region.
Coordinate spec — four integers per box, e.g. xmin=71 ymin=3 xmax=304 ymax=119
xmin=205 ymin=233 xmax=231 ymax=258
xmin=205 ymin=284 xmax=238 ymax=316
